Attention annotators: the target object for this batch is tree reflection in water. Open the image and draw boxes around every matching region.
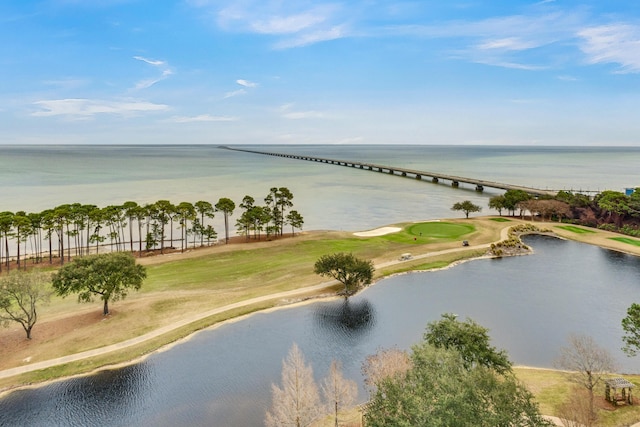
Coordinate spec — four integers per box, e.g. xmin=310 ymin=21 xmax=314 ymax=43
xmin=314 ymin=298 xmax=376 ymax=342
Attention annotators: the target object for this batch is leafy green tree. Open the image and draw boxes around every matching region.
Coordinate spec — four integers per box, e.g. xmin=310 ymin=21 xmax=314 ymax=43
xmin=314 ymin=252 xmax=374 ymax=296
xmin=40 ymin=209 xmax=56 ymax=264
xmin=488 ymin=195 xmax=506 ymax=216
xmin=215 ymin=197 xmax=235 ymax=244
xmin=28 ymin=211 xmax=43 ymax=263
xmin=629 ymin=188 xmax=640 ymax=218
xmin=53 ymin=204 xmax=70 ymax=264
xmin=286 ymin=210 xmax=304 ymax=235
xmin=504 ymin=190 xmax=532 ymax=216
xmin=595 ymin=190 xmax=629 ymax=227
xmin=123 ymin=201 xmax=139 ymax=253
xmin=424 ymin=313 xmax=512 ymax=374
xmin=0 ymin=270 xmax=51 ymax=339
xmin=276 ymin=187 xmax=294 ymax=236
xmin=194 ymin=200 xmax=215 ymax=247
xmin=237 ymin=195 xmax=256 ymax=240
xmin=88 ymin=205 xmax=106 ymax=253
xmin=12 ymin=211 xmax=32 ymax=270
xmin=451 ymin=200 xmax=482 ymax=218
xmin=365 ymin=320 xmax=551 ymax=427
xmin=52 ymin=252 xmax=146 ymax=316
xmin=175 ymin=201 xmax=196 ymax=252
xmin=153 ymin=200 xmax=173 ymax=254
xmin=0 ymin=211 xmax=14 ymax=272
xmin=622 ymin=302 xmax=640 ymax=356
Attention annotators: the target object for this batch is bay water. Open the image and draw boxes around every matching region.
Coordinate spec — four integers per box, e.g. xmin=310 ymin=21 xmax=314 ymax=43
xmin=1 ymin=145 xmax=640 ymax=426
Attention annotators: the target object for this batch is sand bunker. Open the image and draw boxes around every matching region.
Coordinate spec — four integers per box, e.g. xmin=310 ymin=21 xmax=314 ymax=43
xmin=353 ymin=226 xmax=402 ymax=237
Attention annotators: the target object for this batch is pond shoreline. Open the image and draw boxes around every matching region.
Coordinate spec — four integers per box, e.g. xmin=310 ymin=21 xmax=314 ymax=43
xmin=1 ymin=218 xmax=639 ymax=396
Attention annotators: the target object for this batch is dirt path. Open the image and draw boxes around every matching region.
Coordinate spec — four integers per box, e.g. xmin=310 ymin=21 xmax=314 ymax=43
xmin=0 ymin=227 xmax=506 ymax=380
xmin=1 ymin=220 xmax=637 ymax=381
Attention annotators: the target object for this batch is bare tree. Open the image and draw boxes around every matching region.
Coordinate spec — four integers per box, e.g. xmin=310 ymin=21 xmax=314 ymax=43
xmin=558 ymin=387 xmax=593 ymax=427
xmin=0 ymin=270 xmax=51 ymax=339
xmin=321 ymin=360 xmax=358 ymax=427
xmin=361 ymin=347 xmax=412 ymax=396
xmin=265 ymin=343 xmax=321 ymax=427
xmin=555 ymin=334 xmax=616 ymax=425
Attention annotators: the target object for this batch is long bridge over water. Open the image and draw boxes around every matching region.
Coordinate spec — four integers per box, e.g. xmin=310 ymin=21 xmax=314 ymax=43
xmin=223 ymin=146 xmax=559 ymax=197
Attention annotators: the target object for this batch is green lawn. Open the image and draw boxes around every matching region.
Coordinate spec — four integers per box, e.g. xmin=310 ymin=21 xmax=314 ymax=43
xmin=556 ymin=225 xmax=596 ymax=234
xmin=610 ymin=237 xmax=640 ymax=247
xmin=406 ymin=222 xmax=474 ymax=238
xmin=489 ymin=217 xmax=512 ymax=222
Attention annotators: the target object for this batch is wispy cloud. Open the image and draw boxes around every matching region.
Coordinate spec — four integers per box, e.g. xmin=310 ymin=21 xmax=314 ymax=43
xmin=32 ymin=98 xmax=169 ymax=117
xmin=578 ymin=24 xmax=640 ymax=73
xmin=169 ymin=114 xmax=237 ymax=123
xmin=279 ymin=103 xmax=325 ymax=119
xmin=386 ymin=9 xmax=584 ymax=70
xmin=236 ymin=79 xmax=258 ymax=88
xmin=196 ymin=1 xmax=348 ymax=48
xmin=224 ymin=79 xmax=258 ymax=98
xmin=133 ymin=55 xmax=166 ymax=66
xmin=223 ymin=89 xmax=246 ymax=99
xmin=133 ymin=55 xmax=173 ymax=89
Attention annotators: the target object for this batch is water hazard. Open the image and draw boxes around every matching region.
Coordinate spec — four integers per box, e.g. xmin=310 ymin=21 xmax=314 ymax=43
xmin=1 ymin=235 xmax=639 ymax=426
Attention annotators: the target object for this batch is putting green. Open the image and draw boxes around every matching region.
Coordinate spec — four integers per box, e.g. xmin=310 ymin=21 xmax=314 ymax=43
xmin=407 ymin=222 xmax=475 ymax=238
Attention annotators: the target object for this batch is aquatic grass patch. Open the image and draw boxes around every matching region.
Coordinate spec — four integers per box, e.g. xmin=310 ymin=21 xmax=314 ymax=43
xmin=556 ymin=225 xmax=596 ymax=234
xmin=610 ymin=237 xmax=640 ymax=247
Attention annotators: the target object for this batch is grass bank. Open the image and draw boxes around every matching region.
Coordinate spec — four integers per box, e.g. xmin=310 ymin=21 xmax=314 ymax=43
xmin=1 ymin=217 xmax=502 ymax=390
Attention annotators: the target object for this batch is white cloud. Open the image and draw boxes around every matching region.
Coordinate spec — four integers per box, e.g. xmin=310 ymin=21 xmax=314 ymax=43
xmin=133 ymin=55 xmax=173 ymax=89
xmin=169 ymin=114 xmax=237 ymax=123
xmin=135 ymin=69 xmax=174 ymax=90
xmin=251 ymin=12 xmax=327 ymax=34
xmin=32 ymin=98 xmax=169 ymax=117
xmin=274 ymin=25 xmax=346 ymax=49
xmin=133 ymin=55 xmax=166 ymax=66
xmin=279 ymin=103 xmax=325 ymax=119
xmin=236 ymin=79 xmax=258 ymax=88
xmin=210 ymin=1 xmax=348 ymax=48
xmin=475 ymin=37 xmax=541 ymax=52
xmin=578 ymin=24 xmax=640 ymax=73
xmin=224 ymin=89 xmax=247 ymax=99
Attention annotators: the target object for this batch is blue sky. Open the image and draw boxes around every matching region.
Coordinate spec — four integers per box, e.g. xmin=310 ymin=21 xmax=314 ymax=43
xmin=2 ymin=0 xmax=640 ymax=146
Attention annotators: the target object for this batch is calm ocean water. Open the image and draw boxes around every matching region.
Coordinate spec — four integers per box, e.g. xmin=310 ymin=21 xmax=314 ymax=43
xmin=1 ymin=145 xmax=638 ymax=235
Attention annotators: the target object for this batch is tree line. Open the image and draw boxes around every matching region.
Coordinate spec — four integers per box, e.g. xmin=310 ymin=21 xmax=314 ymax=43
xmin=450 ymin=188 xmax=640 ymax=232
xmin=487 ymin=188 xmax=640 ymax=235
xmin=0 ymin=186 xmax=303 ymax=272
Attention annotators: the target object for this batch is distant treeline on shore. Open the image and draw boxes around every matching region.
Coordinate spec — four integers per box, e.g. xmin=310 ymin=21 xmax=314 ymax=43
xmin=0 ymin=187 xmax=303 ymax=271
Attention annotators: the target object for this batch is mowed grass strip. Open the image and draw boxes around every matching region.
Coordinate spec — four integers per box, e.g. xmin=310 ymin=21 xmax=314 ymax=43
xmin=610 ymin=237 xmax=640 ymax=247
xmin=489 ymin=217 xmax=512 ymax=222
xmin=556 ymin=225 xmax=596 ymax=234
